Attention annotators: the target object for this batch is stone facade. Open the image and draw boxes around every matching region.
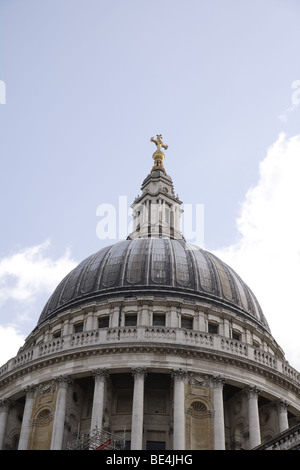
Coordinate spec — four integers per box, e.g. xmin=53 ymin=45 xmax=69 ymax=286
xmin=1 ymin=139 xmax=300 ymax=450
xmin=1 ymin=295 xmax=300 ymax=450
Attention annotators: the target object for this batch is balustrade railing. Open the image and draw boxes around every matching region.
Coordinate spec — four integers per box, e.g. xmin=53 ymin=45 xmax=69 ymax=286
xmin=255 ymin=422 xmax=300 ymax=450
xmin=39 ymin=338 xmax=64 ymax=356
xmin=253 ymin=349 xmax=277 ymax=368
xmin=0 ymin=326 xmax=299 ymax=387
xmin=221 ymin=338 xmax=248 ymax=356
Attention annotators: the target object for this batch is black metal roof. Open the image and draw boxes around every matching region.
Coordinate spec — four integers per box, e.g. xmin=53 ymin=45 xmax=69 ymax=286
xmin=38 ymin=239 xmax=270 ymax=332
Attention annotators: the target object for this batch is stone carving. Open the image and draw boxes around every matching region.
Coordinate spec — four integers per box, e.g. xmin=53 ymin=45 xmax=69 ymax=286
xmin=93 ymin=368 xmax=108 ymax=382
xmin=52 ymin=375 xmax=72 ymax=390
xmin=0 ymin=398 xmax=11 ymax=410
xmin=172 ymin=368 xmax=187 ymax=382
xmin=245 ymin=385 xmax=261 ymax=398
xmin=132 ymin=367 xmax=147 ymax=379
xmin=188 ymin=372 xmax=211 ymax=387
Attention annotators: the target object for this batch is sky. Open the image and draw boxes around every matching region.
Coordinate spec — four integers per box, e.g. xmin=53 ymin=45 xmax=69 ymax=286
xmin=1 ymin=0 xmax=300 ymax=370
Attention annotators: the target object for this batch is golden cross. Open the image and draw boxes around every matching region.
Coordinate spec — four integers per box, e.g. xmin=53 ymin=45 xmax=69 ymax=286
xmin=150 ymin=134 xmax=168 ymax=151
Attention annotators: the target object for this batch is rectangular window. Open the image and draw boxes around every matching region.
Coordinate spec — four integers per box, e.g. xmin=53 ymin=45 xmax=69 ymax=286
xmin=153 ymin=314 xmax=165 ymax=326
xmin=181 ymin=316 xmax=193 ymax=329
xmin=98 ymin=316 xmax=109 ymax=328
xmin=125 ymin=314 xmax=137 ymax=326
xmin=74 ymin=323 xmax=83 ymax=333
xmin=208 ymin=323 xmax=218 ymax=334
xmin=232 ymin=331 xmax=241 ymax=341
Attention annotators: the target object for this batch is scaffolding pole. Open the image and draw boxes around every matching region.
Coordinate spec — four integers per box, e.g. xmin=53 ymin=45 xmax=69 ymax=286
xmin=67 ymin=427 xmax=126 ymax=450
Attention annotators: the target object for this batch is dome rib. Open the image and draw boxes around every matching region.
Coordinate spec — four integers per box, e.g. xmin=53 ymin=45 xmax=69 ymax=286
xmin=38 ymin=239 xmax=270 ymax=332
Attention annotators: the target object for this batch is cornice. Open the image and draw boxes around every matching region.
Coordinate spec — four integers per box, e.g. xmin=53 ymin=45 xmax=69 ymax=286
xmin=1 ymin=340 xmax=299 ymax=401
xmin=33 ymin=287 xmax=272 ymax=339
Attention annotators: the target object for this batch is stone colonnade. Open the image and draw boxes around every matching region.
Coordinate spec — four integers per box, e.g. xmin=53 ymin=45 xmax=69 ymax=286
xmin=0 ymin=369 xmax=290 ymax=450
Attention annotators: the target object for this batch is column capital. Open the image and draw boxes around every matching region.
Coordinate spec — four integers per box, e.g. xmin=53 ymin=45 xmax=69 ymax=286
xmin=275 ymin=399 xmax=289 ymax=410
xmin=23 ymin=384 xmax=37 ymax=397
xmin=132 ymin=367 xmax=147 ymax=380
xmin=245 ymin=385 xmax=261 ymax=399
xmin=212 ymin=375 xmax=225 ymax=389
xmin=172 ymin=368 xmax=187 ymax=382
xmin=93 ymin=368 xmax=108 ymax=382
xmin=52 ymin=375 xmax=72 ymax=390
xmin=0 ymin=398 xmax=11 ymax=412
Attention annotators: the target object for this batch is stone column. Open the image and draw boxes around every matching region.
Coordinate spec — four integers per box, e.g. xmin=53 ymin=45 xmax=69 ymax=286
xmin=62 ymin=318 xmax=70 ymax=336
xmin=142 ymin=200 xmax=147 ymax=226
xmin=222 ymin=318 xmax=230 ymax=337
xmin=277 ymin=400 xmax=289 ymax=433
xmin=170 ymin=305 xmax=178 ymax=328
xmin=18 ymin=385 xmax=36 ymax=450
xmin=172 ymin=369 xmax=186 ymax=450
xmin=197 ymin=309 xmax=205 ymax=331
xmin=131 ymin=367 xmax=146 ymax=450
xmin=50 ymin=376 xmax=71 ymax=450
xmin=213 ymin=376 xmax=225 ymax=450
xmin=175 ymin=206 xmax=179 ymax=231
xmin=141 ymin=304 xmax=149 ymax=325
xmin=246 ymin=386 xmax=261 ymax=449
xmin=111 ymin=305 xmax=121 ymax=328
xmin=0 ymin=399 xmax=11 ymax=450
xmin=85 ymin=311 xmax=94 ymax=331
xmin=90 ymin=369 xmax=107 ymax=432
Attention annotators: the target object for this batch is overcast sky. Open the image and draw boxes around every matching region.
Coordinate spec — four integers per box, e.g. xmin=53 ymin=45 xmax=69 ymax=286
xmin=1 ymin=0 xmax=300 ymax=370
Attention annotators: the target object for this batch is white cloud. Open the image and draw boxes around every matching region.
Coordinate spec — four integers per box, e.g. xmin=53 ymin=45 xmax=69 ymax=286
xmin=214 ymin=133 xmax=300 ymax=370
xmin=0 ymin=240 xmax=77 ymax=365
xmin=0 ymin=325 xmax=25 ymax=366
xmin=0 ymin=239 xmax=77 ymax=304
xmin=278 ymin=80 xmax=300 ymax=122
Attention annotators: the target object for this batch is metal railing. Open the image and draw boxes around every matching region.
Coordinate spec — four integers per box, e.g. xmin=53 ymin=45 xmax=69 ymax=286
xmin=67 ymin=427 xmax=125 ymax=450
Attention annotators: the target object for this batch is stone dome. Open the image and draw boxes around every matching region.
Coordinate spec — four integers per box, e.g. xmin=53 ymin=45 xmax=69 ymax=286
xmin=3 ymin=136 xmax=300 ymax=453
xmin=38 ymin=238 xmax=269 ymax=332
